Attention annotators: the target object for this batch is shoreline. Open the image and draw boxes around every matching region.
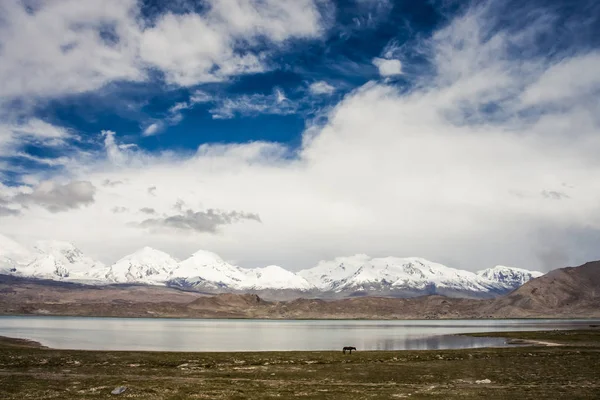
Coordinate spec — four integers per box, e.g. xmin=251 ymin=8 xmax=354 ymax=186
xmin=1 ymin=313 xmax=600 ymax=321
xmin=4 ymin=328 xmax=598 ymax=353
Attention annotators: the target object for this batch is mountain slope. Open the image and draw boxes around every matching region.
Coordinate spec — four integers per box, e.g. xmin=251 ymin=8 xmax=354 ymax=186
xmin=106 ymin=247 xmax=179 ymax=285
xmin=490 ymin=261 xmax=600 ymax=316
xmin=477 ymin=266 xmax=544 ymax=291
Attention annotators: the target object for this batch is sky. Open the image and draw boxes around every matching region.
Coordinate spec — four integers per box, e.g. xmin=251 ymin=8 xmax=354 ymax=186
xmin=1 ymin=0 xmax=600 ymax=272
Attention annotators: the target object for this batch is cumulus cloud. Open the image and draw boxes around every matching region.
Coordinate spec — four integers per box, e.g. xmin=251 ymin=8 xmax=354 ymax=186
xmin=138 ymin=208 xmax=261 ymax=233
xmin=15 ymin=181 xmax=96 ymax=213
xmin=0 ymin=0 xmax=327 ymax=100
xmin=140 ymin=207 xmax=156 ymax=215
xmin=102 ymin=130 xmax=140 ymax=166
xmin=111 ymin=206 xmax=129 ymax=214
xmin=372 ymin=57 xmax=402 ymax=76
xmin=309 ymin=81 xmax=336 ymax=95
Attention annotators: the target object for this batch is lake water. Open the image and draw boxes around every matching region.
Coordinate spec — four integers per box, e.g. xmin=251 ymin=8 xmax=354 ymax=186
xmin=0 ymin=317 xmax=597 ymax=352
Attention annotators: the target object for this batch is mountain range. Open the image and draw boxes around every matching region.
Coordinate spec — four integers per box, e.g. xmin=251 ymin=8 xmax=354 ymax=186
xmin=0 ymin=261 xmax=597 ymax=319
xmin=0 ymin=234 xmax=543 ymax=299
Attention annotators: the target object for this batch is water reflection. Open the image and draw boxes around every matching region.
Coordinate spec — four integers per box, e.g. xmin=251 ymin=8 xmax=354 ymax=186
xmin=0 ymin=317 xmax=596 ymax=352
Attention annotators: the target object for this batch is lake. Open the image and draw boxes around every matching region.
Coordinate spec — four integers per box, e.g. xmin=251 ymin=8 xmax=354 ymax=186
xmin=0 ymin=317 xmax=597 ymax=352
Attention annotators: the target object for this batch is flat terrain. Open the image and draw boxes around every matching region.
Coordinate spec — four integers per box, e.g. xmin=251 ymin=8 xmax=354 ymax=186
xmin=0 ymin=330 xmax=599 ymax=399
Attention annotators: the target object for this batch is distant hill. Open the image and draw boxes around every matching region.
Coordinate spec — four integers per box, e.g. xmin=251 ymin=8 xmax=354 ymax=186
xmin=0 ymin=260 xmax=598 ymax=319
xmin=487 ymin=261 xmax=600 ymax=318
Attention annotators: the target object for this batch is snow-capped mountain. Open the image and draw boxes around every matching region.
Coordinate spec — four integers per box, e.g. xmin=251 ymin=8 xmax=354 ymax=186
xmin=13 ymin=240 xmax=108 ymax=282
xmin=477 ymin=266 xmax=544 ymax=291
xmin=298 ymin=255 xmax=544 ymax=298
xmin=106 ymin=247 xmax=178 ymax=285
xmin=171 ymin=249 xmax=247 ymax=289
xmin=170 ymin=250 xmax=314 ymax=291
xmin=0 ymin=233 xmax=544 ymax=298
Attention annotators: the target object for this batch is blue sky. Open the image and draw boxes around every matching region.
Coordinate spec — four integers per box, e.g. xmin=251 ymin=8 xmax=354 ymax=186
xmin=1 ymin=0 xmax=600 ymax=272
xmin=1 ymin=0 xmax=446 ymax=176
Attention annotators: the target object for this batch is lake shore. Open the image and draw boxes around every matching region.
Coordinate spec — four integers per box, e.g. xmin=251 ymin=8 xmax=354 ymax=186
xmin=1 ymin=330 xmax=599 ymax=399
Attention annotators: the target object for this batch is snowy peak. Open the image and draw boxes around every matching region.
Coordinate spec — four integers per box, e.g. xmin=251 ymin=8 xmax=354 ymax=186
xmin=15 ymin=240 xmax=107 ymax=281
xmin=298 ymin=254 xmax=370 ymax=290
xmin=477 ymin=265 xmax=544 ymax=290
xmin=299 ymin=255 xmax=483 ymax=292
xmin=242 ymin=265 xmax=314 ymax=290
xmin=172 ymin=250 xmax=246 ymax=289
xmin=299 ymin=255 xmax=544 ymax=297
xmin=106 ymin=247 xmax=178 ymax=284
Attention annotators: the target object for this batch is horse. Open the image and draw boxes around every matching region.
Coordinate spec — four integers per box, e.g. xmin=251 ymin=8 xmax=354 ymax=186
xmin=342 ymin=346 xmax=356 ymax=354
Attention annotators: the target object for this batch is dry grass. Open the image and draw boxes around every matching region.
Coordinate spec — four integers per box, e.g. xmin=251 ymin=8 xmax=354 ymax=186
xmin=0 ymin=331 xmax=599 ymax=399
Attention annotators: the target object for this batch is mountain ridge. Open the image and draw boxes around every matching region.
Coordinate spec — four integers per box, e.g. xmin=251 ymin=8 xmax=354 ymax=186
xmin=0 ymin=260 xmax=598 ymax=319
xmin=0 ymin=233 xmax=544 ymax=299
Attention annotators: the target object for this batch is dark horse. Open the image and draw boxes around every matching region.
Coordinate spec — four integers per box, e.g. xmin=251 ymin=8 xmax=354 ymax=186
xmin=342 ymin=346 xmax=356 ymax=354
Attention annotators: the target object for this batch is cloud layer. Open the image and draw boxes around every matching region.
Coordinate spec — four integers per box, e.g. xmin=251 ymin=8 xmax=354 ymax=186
xmin=1 ymin=1 xmax=599 ymax=274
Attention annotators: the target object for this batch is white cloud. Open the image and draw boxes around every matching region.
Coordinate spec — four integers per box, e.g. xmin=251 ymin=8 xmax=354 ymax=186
xmin=14 ymin=180 xmax=96 ymax=213
xmin=15 ymin=153 xmax=71 ymax=167
xmin=1 ymin=2 xmax=600 ymax=274
xmin=372 ymin=57 xmax=402 ymax=76
xmin=190 ymin=91 xmax=213 ymax=104
xmin=0 ymin=0 xmax=328 ymax=100
xmin=142 ymin=92 xmax=218 ymax=136
xmin=142 ymin=123 xmax=162 ymax=137
xmin=309 ymin=81 xmax=336 ymax=95
xmin=0 ymin=0 xmax=143 ymax=99
xmin=209 ymin=89 xmax=297 ymax=119
xmin=135 ymin=0 xmax=327 ymax=86
xmin=520 ymin=52 xmax=600 ymax=106
xmin=0 ymin=119 xmax=75 ymax=165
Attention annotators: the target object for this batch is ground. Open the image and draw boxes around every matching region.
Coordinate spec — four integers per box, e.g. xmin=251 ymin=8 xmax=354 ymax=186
xmin=0 ymin=330 xmax=599 ymax=399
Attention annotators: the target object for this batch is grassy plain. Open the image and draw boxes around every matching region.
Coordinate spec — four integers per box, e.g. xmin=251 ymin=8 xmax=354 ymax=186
xmin=0 ymin=330 xmax=599 ymax=399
